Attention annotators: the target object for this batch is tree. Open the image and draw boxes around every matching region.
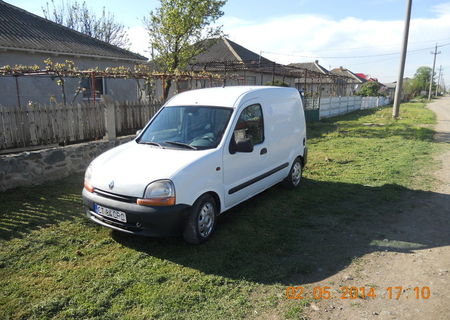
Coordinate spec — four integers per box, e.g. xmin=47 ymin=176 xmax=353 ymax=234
xmin=42 ymin=0 xmax=130 ymax=49
xmin=356 ymin=81 xmax=382 ymax=97
xmin=145 ymin=0 xmax=226 ymax=100
xmin=413 ymin=66 xmax=432 ymax=89
xmin=403 ymin=66 xmax=433 ymax=99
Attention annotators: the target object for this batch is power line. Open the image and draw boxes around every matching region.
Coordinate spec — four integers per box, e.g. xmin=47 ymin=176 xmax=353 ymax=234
xmin=263 ymin=42 xmax=450 ymax=60
xmin=345 ymin=50 xmax=427 ymax=66
xmin=279 ymin=37 xmax=450 ymax=54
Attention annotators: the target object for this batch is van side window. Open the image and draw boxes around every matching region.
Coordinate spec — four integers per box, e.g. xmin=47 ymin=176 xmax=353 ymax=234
xmin=234 ymin=104 xmax=264 ymax=145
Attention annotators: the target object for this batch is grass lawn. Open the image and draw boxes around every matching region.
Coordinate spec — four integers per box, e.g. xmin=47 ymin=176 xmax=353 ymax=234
xmin=0 ymin=102 xmax=440 ymax=320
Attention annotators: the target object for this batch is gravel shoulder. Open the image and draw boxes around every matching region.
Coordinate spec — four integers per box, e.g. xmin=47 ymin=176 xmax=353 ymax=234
xmin=304 ymin=98 xmax=450 ymax=320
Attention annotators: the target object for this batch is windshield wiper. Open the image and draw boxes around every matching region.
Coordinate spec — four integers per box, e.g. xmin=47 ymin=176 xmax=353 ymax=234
xmin=138 ymin=141 xmax=163 ymax=148
xmin=165 ymin=141 xmax=197 ymax=150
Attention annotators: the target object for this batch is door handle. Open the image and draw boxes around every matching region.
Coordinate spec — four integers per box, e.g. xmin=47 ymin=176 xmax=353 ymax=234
xmin=260 ymin=148 xmax=267 ymax=155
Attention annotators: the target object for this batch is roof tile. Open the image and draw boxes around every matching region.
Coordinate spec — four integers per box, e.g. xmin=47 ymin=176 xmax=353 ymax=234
xmin=0 ymin=0 xmax=147 ymax=61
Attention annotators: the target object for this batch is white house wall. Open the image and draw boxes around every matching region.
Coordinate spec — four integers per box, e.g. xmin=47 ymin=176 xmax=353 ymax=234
xmin=0 ymin=51 xmax=144 ymax=106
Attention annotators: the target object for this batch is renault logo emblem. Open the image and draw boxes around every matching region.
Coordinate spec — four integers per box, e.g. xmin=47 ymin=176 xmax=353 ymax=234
xmin=109 ymin=181 xmax=114 ymax=190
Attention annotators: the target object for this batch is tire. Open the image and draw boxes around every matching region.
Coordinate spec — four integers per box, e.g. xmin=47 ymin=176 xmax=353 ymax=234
xmin=183 ymin=194 xmax=217 ymax=244
xmin=282 ymin=157 xmax=303 ymax=189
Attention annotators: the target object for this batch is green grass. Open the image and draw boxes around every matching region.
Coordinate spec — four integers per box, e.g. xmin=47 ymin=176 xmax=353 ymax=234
xmin=0 ymin=102 xmax=441 ymax=319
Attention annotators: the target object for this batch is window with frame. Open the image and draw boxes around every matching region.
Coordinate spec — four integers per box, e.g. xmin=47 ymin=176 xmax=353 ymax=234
xmin=81 ymin=77 xmax=105 ymax=99
xmin=234 ymin=104 xmax=264 ymax=145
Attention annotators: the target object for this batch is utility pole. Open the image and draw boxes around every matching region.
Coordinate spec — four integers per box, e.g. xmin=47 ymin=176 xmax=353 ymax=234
xmin=428 ymin=44 xmax=441 ymax=101
xmin=435 ymin=65 xmax=442 ymax=96
xmin=392 ymin=0 xmax=412 ymax=118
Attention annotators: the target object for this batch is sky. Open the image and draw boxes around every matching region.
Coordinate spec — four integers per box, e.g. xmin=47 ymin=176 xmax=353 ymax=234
xmin=6 ymin=0 xmax=450 ymax=86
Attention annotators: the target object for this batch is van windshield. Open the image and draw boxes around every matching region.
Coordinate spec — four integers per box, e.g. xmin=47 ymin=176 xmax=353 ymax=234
xmin=138 ymin=106 xmax=233 ymax=150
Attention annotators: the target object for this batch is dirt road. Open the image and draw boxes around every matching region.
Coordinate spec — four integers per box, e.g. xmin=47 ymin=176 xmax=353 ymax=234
xmin=305 ymin=98 xmax=450 ymax=320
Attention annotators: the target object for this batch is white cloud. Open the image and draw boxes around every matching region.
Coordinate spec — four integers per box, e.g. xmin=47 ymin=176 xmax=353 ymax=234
xmin=128 ymin=26 xmax=150 ymax=58
xmin=222 ymin=12 xmax=450 ymax=83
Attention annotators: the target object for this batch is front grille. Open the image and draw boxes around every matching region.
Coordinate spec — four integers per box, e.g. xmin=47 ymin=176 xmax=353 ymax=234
xmin=94 ymin=188 xmax=137 ymax=203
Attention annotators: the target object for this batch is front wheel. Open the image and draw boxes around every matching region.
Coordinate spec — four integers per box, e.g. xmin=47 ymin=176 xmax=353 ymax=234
xmin=183 ymin=194 xmax=217 ymax=244
xmin=282 ymin=158 xmax=302 ymax=189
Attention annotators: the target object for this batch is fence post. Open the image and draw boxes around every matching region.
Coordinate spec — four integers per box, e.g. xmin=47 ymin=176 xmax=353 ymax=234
xmin=104 ymin=102 xmax=116 ymax=140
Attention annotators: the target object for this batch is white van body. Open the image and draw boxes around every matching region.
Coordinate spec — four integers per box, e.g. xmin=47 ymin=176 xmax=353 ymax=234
xmin=82 ymin=86 xmax=307 ymax=243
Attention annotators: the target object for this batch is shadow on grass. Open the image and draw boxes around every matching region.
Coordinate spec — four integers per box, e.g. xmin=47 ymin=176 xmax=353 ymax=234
xmin=112 ymin=178 xmax=450 ymax=285
xmin=0 ymin=175 xmax=84 ymax=241
xmin=1 ymin=173 xmax=448 ymax=286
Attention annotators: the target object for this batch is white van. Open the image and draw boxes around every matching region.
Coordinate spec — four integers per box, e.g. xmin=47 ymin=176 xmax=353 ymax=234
xmin=82 ymin=86 xmax=307 ymax=243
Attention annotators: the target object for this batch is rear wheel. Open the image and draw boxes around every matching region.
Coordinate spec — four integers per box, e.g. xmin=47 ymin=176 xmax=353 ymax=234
xmin=183 ymin=194 xmax=217 ymax=244
xmin=282 ymin=158 xmax=302 ymax=189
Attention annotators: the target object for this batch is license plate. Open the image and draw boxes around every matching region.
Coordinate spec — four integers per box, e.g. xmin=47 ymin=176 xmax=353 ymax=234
xmin=94 ymin=204 xmax=127 ymax=223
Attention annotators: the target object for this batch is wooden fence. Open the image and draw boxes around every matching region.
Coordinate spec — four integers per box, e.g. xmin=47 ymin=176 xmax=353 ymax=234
xmin=0 ymin=101 xmax=161 ymax=151
xmin=0 ymin=96 xmax=391 ymax=151
xmin=115 ymin=102 xmax=161 ymax=136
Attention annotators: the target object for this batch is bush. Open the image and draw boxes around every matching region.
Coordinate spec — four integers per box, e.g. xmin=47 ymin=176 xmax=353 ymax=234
xmin=265 ymin=80 xmax=289 ymax=87
xmin=356 ymin=81 xmax=382 ymax=97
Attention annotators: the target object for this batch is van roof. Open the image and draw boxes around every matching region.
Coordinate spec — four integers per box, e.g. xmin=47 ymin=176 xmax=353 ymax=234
xmin=165 ymin=86 xmax=298 ymax=108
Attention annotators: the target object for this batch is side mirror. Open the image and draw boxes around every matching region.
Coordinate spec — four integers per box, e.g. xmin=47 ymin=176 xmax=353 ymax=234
xmin=230 ymin=137 xmax=253 ymax=154
xmin=136 ymin=129 xmax=142 ymax=136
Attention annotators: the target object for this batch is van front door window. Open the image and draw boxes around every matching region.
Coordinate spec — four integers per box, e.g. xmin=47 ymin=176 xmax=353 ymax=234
xmin=234 ymin=104 xmax=264 ymax=145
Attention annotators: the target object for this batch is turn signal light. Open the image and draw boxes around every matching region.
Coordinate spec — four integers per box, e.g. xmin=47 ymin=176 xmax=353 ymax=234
xmin=84 ymin=181 xmax=94 ymax=193
xmin=136 ymin=197 xmax=175 ymax=206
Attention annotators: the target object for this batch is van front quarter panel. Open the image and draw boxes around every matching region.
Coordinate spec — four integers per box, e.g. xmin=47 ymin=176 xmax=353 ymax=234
xmin=171 ymin=149 xmax=225 ymax=211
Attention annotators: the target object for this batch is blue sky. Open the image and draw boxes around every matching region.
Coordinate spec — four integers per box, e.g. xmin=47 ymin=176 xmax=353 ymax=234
xmin=6 ymin=0 xmax=450 ymax=85
xmin=10 ymin=0 xmax=448 ymax=24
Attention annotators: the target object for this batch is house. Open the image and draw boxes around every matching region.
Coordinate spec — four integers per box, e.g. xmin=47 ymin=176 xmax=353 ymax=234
xmin=381 ymin=82 xmax=396 ymax=100
xmin=0 ymin=0 xmax=148 ymax=107
xmin=190 ymin=38 xmax=298 ymax=87
xmin=355 ymin=73 xmax=379 ymax=82
xmin=288 ymin=60 xmax=336 ymax=97
xmin=149 ymin=37 xmax=301 ymax=99
xmin=148 ymin=38 xmax=352 ymax=101
xmin=158 ymin=38 xmax=349 ymax=99
xmin=330 ymin=67 xmax=367 ymax=96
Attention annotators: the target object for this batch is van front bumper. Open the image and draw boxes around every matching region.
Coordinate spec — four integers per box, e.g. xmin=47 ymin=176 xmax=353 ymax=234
xmin=82 ymin=188 xmax=191 ymax=237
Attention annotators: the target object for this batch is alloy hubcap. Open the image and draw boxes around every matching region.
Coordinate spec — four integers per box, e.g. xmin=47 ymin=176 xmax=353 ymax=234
xmin=198 ymin=202 xmax=214 ymax=238
xmin=292 ymin=162 xmax=302 ymax=186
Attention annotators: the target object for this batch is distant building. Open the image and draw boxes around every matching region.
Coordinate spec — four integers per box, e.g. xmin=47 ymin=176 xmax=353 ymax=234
xmin=0 ymin=0 xmax=148 ymax=107
xmin=381 ymin=82 xmax=396 ymax=99
xmin=355 ymin=73 xmax=379 ymax=82
xmin=330 ymin=67 xmax=367 ymax=95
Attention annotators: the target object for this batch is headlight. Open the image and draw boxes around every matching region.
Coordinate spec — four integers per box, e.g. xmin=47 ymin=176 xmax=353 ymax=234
xmin=137 ymin=180 xmax=176 ymax=206
xmin=84 ymin=164 xmax=94 ymax=192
